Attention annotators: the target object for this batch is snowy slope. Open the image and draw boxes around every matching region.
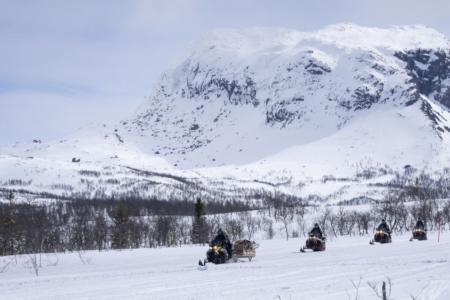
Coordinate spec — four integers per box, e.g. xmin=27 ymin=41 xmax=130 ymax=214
xmin=1 ymin=23 xmax=450 ymax=201
xmin=1 ymin=233 xmax=449 ymax=299
xmin=200 ymin=96 xmax=450 ymax=183
xmin=126 ymin=23 xmax=450 ymax=169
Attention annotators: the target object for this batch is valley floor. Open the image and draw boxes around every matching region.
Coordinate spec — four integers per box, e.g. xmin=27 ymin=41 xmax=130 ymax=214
xmin=1 ymin=233 xmax=450 ymax=300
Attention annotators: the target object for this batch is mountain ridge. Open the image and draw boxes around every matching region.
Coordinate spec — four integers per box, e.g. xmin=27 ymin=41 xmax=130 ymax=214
xmin=1 ymin=24 xmax=450 ymax=202
xmin=123 ymin=24 xmax=450 ymax=168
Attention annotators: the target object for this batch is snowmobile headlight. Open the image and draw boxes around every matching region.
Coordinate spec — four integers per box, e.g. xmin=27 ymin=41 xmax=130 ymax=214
xmin=212 ymin=245 xmax=220 ymax=253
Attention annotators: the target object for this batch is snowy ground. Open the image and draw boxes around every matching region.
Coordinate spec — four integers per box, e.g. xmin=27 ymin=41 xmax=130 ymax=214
xmin=1 ymin=232 xmax=449 ymax=300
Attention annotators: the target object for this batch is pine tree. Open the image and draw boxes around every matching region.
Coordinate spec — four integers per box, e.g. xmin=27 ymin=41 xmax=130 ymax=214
xmin=94 ymin=212 xmax=108 ymax=250
xmin=1 ymin=192 xmax=16 ymax=255
xmin=191 ymin=197 xmax=208 ymax=244
xmin=111 ymin=202 xmax=130 ymax=249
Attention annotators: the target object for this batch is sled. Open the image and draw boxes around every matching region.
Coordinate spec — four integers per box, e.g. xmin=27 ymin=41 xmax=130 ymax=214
xmin=232 ymin=240 xmax=258 ymax=262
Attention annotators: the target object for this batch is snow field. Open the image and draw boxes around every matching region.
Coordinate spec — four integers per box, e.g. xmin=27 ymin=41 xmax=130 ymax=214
xmin=1 ymin=232 xmax=449 ymax=299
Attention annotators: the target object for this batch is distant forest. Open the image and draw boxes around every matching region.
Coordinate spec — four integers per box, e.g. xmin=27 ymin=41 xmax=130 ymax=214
xmin=1 ymin=169 xmax=450 ymax=256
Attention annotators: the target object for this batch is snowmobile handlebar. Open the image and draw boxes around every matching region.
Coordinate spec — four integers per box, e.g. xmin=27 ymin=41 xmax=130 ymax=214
xmin=308 ymin=234 xmax=326 ymax=241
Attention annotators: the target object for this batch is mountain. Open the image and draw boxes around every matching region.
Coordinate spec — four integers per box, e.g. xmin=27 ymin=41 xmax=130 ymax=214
xmin=1 ymin=23 xmax=450 ymax=203
xmin=124 ymin=24 xmax=450 ymax=170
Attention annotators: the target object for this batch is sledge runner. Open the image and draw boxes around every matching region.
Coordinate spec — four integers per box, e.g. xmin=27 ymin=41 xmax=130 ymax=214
xmin=300 ymin=223 xmax=326 ymax=252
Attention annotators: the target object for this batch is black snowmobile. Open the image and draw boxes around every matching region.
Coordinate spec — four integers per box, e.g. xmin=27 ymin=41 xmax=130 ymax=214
xmin=204 ymin=229 xmax=233 ymax=265
xmin=370 ymin=229 xmax=392 ymax=244
xmin=301 ymin=224 xmax=326 ymax=252
xmin=206 ymin=241 xmax=230 ymax=264
xmin=410 ymin=220 xmax=427 ymax=241
xmin=370 ymin=220 xmax=392 ymax=245
xmin=411 ymin=228 xmax=427 ymax=241
xmin=300 ymin=233 xmax=326 ymax=252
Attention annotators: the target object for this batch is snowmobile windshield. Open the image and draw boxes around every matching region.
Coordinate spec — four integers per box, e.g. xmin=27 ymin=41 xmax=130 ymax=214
xmin=210 ymin=238 xmax=220 ymax=247
xmin=309 ymin=229 xmax=323 ymax=239
xmin=377 ymin=224 xmax=390 ymax=232
xmin=210 ymin=234 xmax=228 ymax=247
xmin=309 ymin=233 xmax=321 ymax=239
xmin=415 ymin=221 xmax=425 ymax=229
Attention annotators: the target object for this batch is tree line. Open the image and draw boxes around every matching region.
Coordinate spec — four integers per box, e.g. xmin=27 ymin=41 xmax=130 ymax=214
xmin=0 ymin=194 xmax=255 ymax=256
xmin=2 ymin=167 xmax=450 ymax=256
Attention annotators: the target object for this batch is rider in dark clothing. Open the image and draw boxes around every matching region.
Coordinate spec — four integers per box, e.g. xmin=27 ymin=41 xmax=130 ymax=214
xmin=210 ymin=228 xmax=232 ymax=257
xmin=309 ymin=223 xmax=324 ymax=239
xmin=415 ymin=219 xmax=425 ymax=230
xmin=377 ymin=219 xmax=391 ymax=234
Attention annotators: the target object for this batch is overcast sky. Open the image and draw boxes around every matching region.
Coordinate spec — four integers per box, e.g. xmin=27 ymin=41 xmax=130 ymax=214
xmin=1 ymin=0 xmax=449 ymax=145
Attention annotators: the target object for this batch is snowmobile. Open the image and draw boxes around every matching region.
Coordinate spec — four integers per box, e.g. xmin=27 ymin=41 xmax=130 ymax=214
xmin=410 ymin=228 xmax=427 ymax=241
xmin=199 ymin=239 xmax=257 ymax=267
xmin=206 ymin=242 xmax=230 ymax=264
xmin=369 ymin=229 xmax=392 ymax=244
xmin=300 ymin=234 xmax=326 ymax=252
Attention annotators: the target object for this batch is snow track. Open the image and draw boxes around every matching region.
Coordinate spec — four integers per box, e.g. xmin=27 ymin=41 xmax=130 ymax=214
xmin=1 ymin=233 xmax=449 ymax=299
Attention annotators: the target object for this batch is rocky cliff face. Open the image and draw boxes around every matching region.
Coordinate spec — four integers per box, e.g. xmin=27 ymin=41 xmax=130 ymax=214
xmin=395 ymin=49 xmax=450 ymax=108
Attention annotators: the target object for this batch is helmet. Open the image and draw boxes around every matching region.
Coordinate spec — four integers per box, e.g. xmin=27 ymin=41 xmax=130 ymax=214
xmin=314 ymin=223 xmax=319 ymax=227
xmin=217 ymin=228 xmax=223 ymax=235
xmin=381 ymin=219 xmax=386 ymax=223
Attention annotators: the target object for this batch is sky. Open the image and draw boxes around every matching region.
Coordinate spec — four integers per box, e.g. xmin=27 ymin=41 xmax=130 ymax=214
xmin=1 ymin=0 xmax=449 ymax=145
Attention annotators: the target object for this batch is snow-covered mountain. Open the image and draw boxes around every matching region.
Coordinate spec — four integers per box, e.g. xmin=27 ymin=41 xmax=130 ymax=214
xmin=2 ymin=24 xmax=450 ymax=202
xmin=125 ymin=24 xmax=450 ymax=170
